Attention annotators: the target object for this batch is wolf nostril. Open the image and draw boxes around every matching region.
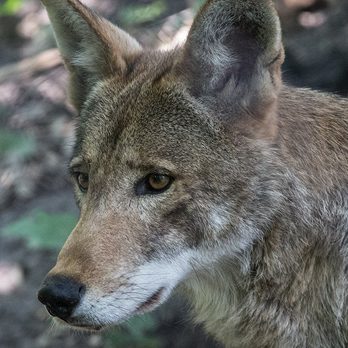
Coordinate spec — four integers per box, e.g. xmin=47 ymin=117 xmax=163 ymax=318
xmin=38 ymin=275 xmax=85 ymax=320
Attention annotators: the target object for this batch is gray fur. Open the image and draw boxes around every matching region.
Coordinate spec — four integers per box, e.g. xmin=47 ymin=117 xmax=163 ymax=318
xmin=40 ymin=0 xmax=348 ymax=347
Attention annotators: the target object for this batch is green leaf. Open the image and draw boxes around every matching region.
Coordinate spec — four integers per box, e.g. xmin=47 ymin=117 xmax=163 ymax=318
xmin=0 ymin=129 xmax=37 ymax=159
xmin=104 ymin=314 xmax=161 ymax=348
xmin=125 ymin=314 xmax=158 ymax=338
xmin=1 ymin=210 xmax=77 ymax=249
xmin=193 ymin=0 xmax=205 ymax=11
xmin=0 ymin=0 xmax=23 ymax=15
xmin=119 ymin=0 xmax=167 ymax=26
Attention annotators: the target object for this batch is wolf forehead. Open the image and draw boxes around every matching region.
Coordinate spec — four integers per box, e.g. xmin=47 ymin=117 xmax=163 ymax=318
xmin=72 ymin=52 xmax=221 ymax=165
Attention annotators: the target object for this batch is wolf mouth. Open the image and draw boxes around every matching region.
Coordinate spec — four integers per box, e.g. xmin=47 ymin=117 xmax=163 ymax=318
xmin=54 ymin=316 xmax=103 ymax=332
xmin=57 ymin=287 xmax=167 ymax=330
xmin=136 ymin=287 xmax=165 ymax=313
xmin=70 ymin=322 xmax=102 ymax=331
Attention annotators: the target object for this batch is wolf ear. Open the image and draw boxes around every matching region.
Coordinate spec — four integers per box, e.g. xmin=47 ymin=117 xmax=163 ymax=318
xmin=42 ymin=0 xmax=142 ymax=110
xmin=176 ymin=0 xmax=284 ymax=136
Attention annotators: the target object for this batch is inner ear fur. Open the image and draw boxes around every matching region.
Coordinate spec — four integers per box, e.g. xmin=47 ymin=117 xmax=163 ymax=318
xmin=175 ymin=0 xmax=285 ymax=139
xmin=42 ymin=0 xmax=142 ymax=110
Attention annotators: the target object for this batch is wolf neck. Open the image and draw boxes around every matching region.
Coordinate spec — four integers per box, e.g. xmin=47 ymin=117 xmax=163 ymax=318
xmin=181 ymin=87 xmax=348 ymax=347
xmin=182 ymin=177 xmax=346 ymax=347
xmin=183 ymin=252 xmax=246 ymax=332
xmin=182 ymin=248 xmax=256 ymax=347
xmin=182 ymin=218 xmax=302 ymax=347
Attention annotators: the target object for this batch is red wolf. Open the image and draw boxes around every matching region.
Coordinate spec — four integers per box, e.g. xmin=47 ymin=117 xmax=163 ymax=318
xmin=38 ymin=0 xmax=348 ymax=347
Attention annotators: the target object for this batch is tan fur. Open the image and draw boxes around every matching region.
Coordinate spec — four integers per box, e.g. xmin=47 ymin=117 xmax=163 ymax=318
xmin=41 ymin=0 xmax=142 ymax=109
xmin=39 ymin=0 xmax=348 ymax=346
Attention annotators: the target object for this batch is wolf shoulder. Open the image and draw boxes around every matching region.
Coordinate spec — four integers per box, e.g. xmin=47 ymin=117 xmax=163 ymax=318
xmin=277 ymin=86 xmax=348 ymax=191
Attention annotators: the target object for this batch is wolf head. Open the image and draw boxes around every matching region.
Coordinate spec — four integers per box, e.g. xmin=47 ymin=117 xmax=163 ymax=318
xmin=38 ymin=0 xmax=284 ymax=330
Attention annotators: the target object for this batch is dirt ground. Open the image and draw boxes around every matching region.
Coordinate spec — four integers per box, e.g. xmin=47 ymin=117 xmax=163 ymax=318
xmin=0 ymin=0 xmax=347 ymax=347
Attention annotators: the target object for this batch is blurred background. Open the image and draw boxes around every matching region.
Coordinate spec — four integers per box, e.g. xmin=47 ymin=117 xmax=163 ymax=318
xmin=0 ymin=0 xmax=347 ymax=347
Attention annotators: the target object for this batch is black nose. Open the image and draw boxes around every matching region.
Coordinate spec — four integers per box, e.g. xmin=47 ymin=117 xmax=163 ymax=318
xmin=38 ymin=275 xmax=85 ymax=320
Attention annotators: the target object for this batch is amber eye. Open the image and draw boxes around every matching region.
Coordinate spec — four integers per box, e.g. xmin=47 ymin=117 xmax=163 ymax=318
xmin=148 ymin=174 xmax=171 ymax=191
xmin=135 ymin=173 xmax=173 ymax=196
xmin=76 ymin=172 xmax=89 ymax=192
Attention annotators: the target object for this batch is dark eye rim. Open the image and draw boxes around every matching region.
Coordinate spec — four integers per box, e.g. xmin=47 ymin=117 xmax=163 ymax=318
xmin=73 ymin=171 xmax=89 ymax=193
xmin=135 ymin=173 xmax=174 ymax=196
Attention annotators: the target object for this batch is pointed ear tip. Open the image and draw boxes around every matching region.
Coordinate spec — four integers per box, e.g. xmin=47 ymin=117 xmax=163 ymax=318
xmin=249 ymin=3 xmax=282 ymax=52
xmin=212 ymin=0 xmax=281 ymax=45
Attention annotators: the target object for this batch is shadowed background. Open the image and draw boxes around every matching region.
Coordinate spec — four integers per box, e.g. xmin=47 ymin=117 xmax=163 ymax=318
xmin=0 ymin=0 xmax=347 ymax=347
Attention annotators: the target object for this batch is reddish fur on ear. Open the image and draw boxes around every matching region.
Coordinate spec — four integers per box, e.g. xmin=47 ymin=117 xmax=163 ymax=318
xmin=175 ymin=0 xmax=284 ymax=140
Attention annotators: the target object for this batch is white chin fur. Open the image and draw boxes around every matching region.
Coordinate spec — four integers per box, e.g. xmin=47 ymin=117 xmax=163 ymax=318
xmin=68 ymin=253 xmax=194 ymax=328
xmin=61 ymin=227 xmax=254 ymax=330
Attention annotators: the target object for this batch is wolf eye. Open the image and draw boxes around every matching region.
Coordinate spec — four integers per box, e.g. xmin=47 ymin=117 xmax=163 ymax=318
xmin=75 ymin=172 xmax=89 ymax=192
xmin=136 ymin=173 xmax=173 ymax=195
xmin=148 ymin=174 xmax=171 ymax=191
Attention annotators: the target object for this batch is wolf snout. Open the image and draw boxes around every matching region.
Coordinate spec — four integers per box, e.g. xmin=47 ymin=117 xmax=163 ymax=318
xmin=38 ymin=275 xmax=85 ymax=321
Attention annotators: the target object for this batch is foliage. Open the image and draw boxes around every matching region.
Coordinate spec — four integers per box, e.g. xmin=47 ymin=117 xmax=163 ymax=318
xmin=193 ymin=0 xmax=205 ymax=10
xmin=1 ymin=210 xmax=77 ymax=249
xmin=119 ymin=0 xmax=167 ymax=26
xmin=0 ymin=129 xmax=37 ymax=160
xmin=104 ymin=314 xmax=161 ymax=348
xmin=0 ymin=0 xmax=22 ymax=15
